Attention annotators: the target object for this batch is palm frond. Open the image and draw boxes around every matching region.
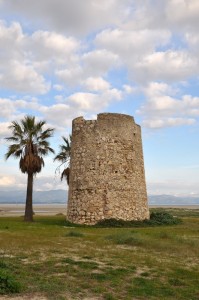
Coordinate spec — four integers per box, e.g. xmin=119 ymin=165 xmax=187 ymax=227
xmin=54 ymin=136 xmax=71 ymax=163
xmin=54 ymin=136 xmax=71 ymax=184
xmin=5 ymin=136 xmax=20 ymax=142
xmin=5 ymin=144 xmax=22 ymax=160
xmin=61 ymin=167 xmax=70 ymax=185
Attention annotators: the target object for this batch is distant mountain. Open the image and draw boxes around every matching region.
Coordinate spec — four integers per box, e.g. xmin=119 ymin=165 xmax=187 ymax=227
xmin=0 ymin=190 xmax=199 ymax=205
xmin=0 ymin=189 xmax=67 ymax=204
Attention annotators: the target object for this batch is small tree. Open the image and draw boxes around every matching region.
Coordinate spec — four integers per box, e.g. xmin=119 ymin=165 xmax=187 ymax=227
xmin=5 ymin=115 xmax=54 ymax=222
xmin=54 ymin=136 xmax=71 ymax=185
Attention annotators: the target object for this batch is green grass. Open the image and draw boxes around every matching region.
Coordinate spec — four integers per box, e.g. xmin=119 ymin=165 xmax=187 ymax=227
xmin=0 ymin=271 xmax=21 ymax=295
xmin=64 ymin=231 xmax=84 ymax=237
xmin=0 ymin=208 xmax=199 ymax=299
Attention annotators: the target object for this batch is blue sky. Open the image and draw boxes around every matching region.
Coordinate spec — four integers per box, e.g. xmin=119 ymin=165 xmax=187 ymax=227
xmin=0 ymin=0 xmax=199 ymax=196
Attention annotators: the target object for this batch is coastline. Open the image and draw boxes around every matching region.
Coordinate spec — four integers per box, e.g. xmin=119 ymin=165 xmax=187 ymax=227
xmin=0 ymin=203 xmax=199 ymax=217
xmin=149 ymin=205 xmax=199 ymax=209
xmin=0 ymin=204 xmax=67 ymax=217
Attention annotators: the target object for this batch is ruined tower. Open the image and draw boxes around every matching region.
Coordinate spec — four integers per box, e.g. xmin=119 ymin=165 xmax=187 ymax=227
xmin=67 ymin=113 xmax=149 ymax=224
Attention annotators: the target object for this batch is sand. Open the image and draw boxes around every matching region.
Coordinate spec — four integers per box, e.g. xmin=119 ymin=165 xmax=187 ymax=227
xmin=0 ymin=204 xmax=67 ymax=217
xmin=0 ymin=204 xmax=198 ymax=217
xmin=149 ymin=205 xmax=199 ymax=209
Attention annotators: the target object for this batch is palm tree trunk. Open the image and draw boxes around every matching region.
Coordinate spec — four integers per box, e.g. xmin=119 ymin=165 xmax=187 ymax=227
xmin=24 ymin=173 xmax=33 ymax=222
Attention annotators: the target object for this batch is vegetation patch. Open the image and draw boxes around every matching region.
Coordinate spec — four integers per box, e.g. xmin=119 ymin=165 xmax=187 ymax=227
xmin=148 ymin=211 xmax=182 ymax=225
xmin=0 ymin=269 xmax=22 ymax=294
xmin=95 ymin=211 xmax=181 ymax=227
xmin=65 ymin=231 xmax=84 ymax=237
xmin=129 ymin=277 xmax=174 ymax=298
xmin=106 ymin=232 xmax=143 ymax=246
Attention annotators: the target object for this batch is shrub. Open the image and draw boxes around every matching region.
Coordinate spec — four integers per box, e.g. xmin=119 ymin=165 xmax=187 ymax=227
xmin=0 ymin=270 xmax=21 ymax=294
xmin=95 ymin=212 xmax=181 ymax=227
xmin=95 ymin=218 xmax=128 ymax=227
xmin=147 ymin=211 xmax=182 ymax=226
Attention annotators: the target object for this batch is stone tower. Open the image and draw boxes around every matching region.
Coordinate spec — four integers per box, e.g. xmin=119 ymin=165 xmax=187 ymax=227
xmin=67 ymin=113 xmax=149 ymax=224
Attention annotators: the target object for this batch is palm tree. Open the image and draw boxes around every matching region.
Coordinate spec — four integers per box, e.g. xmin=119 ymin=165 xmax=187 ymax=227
xmin=5 ymin=115 xmax=54 ymax=222
xmin=54 ymin=136 xmax=71 ymax=185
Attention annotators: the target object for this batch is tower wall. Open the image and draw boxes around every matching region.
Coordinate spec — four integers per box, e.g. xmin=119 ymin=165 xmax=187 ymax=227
xmin=67 ymin=113 xmax=149 ymax=224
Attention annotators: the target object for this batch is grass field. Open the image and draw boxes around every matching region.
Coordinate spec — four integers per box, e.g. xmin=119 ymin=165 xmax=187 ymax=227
xmin=0 ymin=208 xmax=199 ymax=300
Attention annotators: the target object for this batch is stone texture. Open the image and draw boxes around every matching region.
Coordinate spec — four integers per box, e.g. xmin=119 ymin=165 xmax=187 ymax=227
xmin=67 ymin=113 xmax=149 ymax=224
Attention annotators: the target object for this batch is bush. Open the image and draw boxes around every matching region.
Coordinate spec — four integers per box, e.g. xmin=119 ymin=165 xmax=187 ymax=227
xmin=95 ymin=218 xmax=129 ymax=227
xmin=0 ymin=270 xmax=21 ymax=294
xmin=95 ymin=212 xmax=181 ymax=228
xmin=147 ymin=211 xmax=182 ymax=226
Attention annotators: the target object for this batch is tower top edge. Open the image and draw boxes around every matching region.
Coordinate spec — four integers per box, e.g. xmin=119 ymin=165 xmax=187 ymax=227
xmin=73 ymin=113 xmax=136 ymax=124
xmin=97 ymin=113 xmax=134 ymax=122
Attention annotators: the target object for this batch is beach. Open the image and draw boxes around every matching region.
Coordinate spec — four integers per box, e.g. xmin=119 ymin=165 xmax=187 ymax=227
xmin=0 ymin=204 xmax=67 ymax=217
xmin=0 ymin=204 xmax=199 ymax=217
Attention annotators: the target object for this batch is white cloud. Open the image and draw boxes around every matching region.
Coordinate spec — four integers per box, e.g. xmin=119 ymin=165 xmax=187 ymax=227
xmin=82 ymin=49 xmax=120 ymax=76
xmin=68 ymin=89 xmax=122 ymax=111
xmin=122 ymin=0 xmax=199 ymax=34
xmin=38 ymin=87 xmax=123 ymax=128
xmin=0 ymin=60 xmax=50 ymax=94
xmin=83 ymin=77 xmax=110 ymax=91
xmin=94 ymin=28 xmax=199 ymax=84
xmin=0 ymin=21 xmax=81 ymax=94
xmin=0 ymin=97 xmax=40 ymax=123
xmin=30 ymin=30 xmax=79 ymax=63
xmin=95 ymin=28 xmax=171 ymax=57
xmin=0 ymin=99 xmax=16 ymax=118
xmin=166 ymin=0 xmax=199 ymax=31
xmin=104 ymin=88 xmax=122 ymax=101
xmin=0 ymin=122 xmax=11 ymax=139
xmin=68 ymin=92 xmax=102 ymax=111
xmin=56 ymin=50 xmax=119 ymax=87
xmin=39 ymin=104 xmax=74 ymax=127
xmin=134 ymin=50 xmax=198 ymax=83
xmin=143 ymin=118 xmax=196 ymax=129
xmin=0 ymin=173 xmax=26 ymax=190
xmin=0 ymin=175 xmax=15 ymax=186
xmin=138 ymin=82 xmax=199 ymax=128
xmin=147 ymin=178 xmax=199 ymax=196
xmin=0 ymin=22 xmax=52 ymax=94
xmin=56 ymin=66 xmax=83 ymax=86
xmin=2 ymin=0 xmax=129 ymax=35
xmin=0 ymin=173 xmax=64 ymax=191
xmin=0 ymin=21 xmax=24 ymax=57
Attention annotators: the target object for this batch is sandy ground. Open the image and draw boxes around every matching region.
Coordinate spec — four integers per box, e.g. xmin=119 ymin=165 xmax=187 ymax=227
xmin=149 ymin=205 xmax=199 ymax=209
xmin=0 ymin=204 xmax=198 ymax=217
xmin=0 ymin=204 xmax=67 ymax=217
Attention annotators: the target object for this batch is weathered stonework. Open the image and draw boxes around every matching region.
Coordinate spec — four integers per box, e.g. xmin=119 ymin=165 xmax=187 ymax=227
xmin=67 ymin=113 xmax=149 ymax=224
